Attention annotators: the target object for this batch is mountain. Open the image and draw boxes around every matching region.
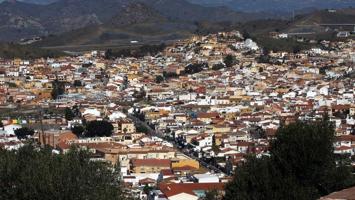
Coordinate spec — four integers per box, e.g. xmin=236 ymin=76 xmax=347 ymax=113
xmin=142 ymin=0 xmax=254 ymax=22
xmin=19 ymin=0 xmax=57 ymax=4
xmin=0 ymin=0 xmax=57 ymax=4
xmin=33 ymin=2 xmax=197 ymax=49
xmin=0 ymin=0 xmax=131 ymax=41
xmin=3 ymin=0 xmax=353 ymax=51
xmin=285 ymin=8 xmax=355 ymax=34
xmin=0 ymin=0 xmax=261 ymax=43
xmin=187 ymin=0 xmax=355 ymax=13
xmin=236 ymin=8 xmax=355 ymax=37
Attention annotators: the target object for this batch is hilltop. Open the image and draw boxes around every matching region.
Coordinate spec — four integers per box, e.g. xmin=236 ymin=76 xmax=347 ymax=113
xmin=0 ymin=0 xmax=259 ymax=43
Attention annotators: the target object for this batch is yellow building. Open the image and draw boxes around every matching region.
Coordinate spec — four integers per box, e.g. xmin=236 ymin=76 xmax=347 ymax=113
xmin=212 ymin=125 xmax=231 ymax=133
xmin=130 ymin=159 xmax=171 ymax=174
xmin=121 ymin=121 xmax=136 ymax=134
xmin=13 ymin=58 xmax=22 ymax=66
xmin=350 ymin=105 xmax=355 ymax=116
xmin=145 ymin=111 xmax=161 ymax=121
xmin=99 ymin=148 xmax=176 ymax=167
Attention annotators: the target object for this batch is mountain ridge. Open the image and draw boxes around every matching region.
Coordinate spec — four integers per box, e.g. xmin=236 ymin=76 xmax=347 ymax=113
xmin=0 ymin=0 xmax=260 ymax=42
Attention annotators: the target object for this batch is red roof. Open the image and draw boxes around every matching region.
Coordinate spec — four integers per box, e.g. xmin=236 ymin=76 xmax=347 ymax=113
xmin=320 ymin=186 xmax=355 ymax=200
xmin=139 ymin=178 xmax=156 ymax=185
xmin=159 ymin=183 xmax=224 ymax=197
xmin=58 ymin=132 xmax=77 ymax=143
xmin=336 ymin=146 xmax=352 ymax=151
xmin=197 ymin=112 xmax=219 ymax=119
xmin=57 ymin=141 xmax=71 ymax=150
xmin=337 ymin=135 xmax=355 ymax=142
xmin=161 ymin=169 xmax=174 ymax=176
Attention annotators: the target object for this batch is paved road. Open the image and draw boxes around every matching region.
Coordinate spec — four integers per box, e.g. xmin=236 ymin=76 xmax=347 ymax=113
xmin=128 ymin=114 xmax=225 ymax=175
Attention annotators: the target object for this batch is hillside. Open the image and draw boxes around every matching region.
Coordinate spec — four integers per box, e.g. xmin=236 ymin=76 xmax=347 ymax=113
xmin=286 ymin=9 xmax=355 ymax=34
xmin=187 ymin=0 xmax=355 ymax=12
xmin=237 ymin=8 xmax=355 ymax=36
xmin=0 ymin=0 xmax=258 ymax=43
xmin=33 ymin=0 xmax=266 ymax=50
xmin=33 ymin=2 xmax=195 ymax=49
xmin=0 ymin=0 xmax=57 ymax=4
xmin=0 ymin=43 xmax=66 ymax=59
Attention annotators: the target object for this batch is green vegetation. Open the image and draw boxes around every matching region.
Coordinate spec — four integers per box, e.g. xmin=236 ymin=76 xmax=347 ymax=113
xmin=0 ymin=43 xmax=66 ymax=59
xmin=224 ymin=119 xmax=355 ymax=200
xmin=0 ymin=145 xmax=124 ymax=200
xmin=223 ymin=55 xmax=238 ymax=68
xmin=136 ymin=124 xmax=149 ymax=134
xmin=105 ymin=43 xmax=166 ymax=59
xmin=85 ymin=120 xmax=114 ymax=137
xmin=212 ymin=63 xmax=225 ymax=71
xmin=255 ymin=37 xmax=316 ymax=53
xmin=143 ymin=184 xmax=154 ymax=195
xmin=14 ymin=127 xmax=35 ymax=140
xmin=163 ymin=71 xmax=178 ymax=79
xmin=6 ymin=82 xmax=17 ymax=88
xmin=64 ymin=107 xmax=75 ymax=121
xmin=71 ymin=125 xmax=85 ymax=138
xmin=51 ymin=80 xmax=65 ymax=100
xmin=73 ymin=80 xmax=83 ymax=87
xmin=184 ymin=63 xmax=207 ymax=74
xmin=155 ymin=75 xmax=164 ymax=84
xmin=201 ymin=189 xmax=220 ymax=200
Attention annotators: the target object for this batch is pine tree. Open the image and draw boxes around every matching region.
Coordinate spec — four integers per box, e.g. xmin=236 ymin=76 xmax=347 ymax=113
xmin=0 ymin=145 xmax=126 ymax=200
xmin=224 ymin=119 xmax=355 ymax=200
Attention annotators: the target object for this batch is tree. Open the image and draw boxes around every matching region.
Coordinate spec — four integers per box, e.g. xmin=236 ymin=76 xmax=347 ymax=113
xmin=85 ymin=120 xmax=114 ymax=137
xmin=136 ymin=124 xmax=149 ymax=134
xmin=200 ymin=189 xmax=219 ymax=200
xmin=64 ymin=107 xmax=75 ymax=121
xmin=184 ymin=63 xmax=207 ymax=74
xmin=224 ymin=119 xmax=355 ymax=200
xmin=293 ymin=44 xmax=302 ymax=54
xmin=223 ymin=55 xmax=238 ymax=68
xmin=51 ymin=79 xmax=65 ymax=99
xmin=0 ymin=145 xmax=125 ymax=200
xmin=242 ymin=30 xmax=251 ymax=39
xmin=270 ymin=119 xmax=353 ymax=196
xmin=155 ymin=75 xmax=164 ymax=83
xmin=14 ymin=127 xmax=34 ymax=140
xmin=212 ymin=63 xmax=225 ymax=71
xmin=105 ymin=48 xmax=113 ymax=59
xmin=73 ymin=80 xmax=82 ymax=87
xmin=143 ymin=184 xmax=153 ymax=195
xmin=250 ymin=125 xmax=266 ymax=139
xmin=258 ymin=67 xmax=264 ymax=73
xmin=71 ymin=125 xmax=85 ymax=138
xmin=256 ymin=54 xmax=271 ymax=64
xmin=225 ymin=155 xmax=314 ymax=200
